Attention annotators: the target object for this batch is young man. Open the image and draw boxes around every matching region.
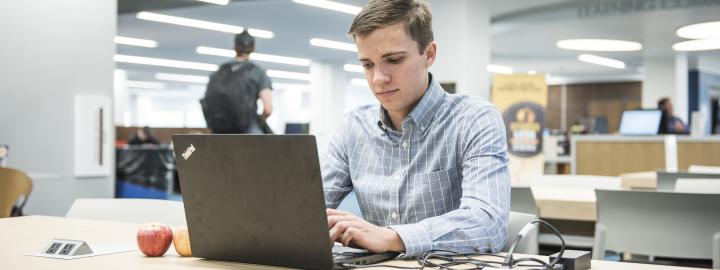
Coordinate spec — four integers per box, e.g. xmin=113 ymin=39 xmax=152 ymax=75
xmin=322 ymin=0 xmax=510 ymax=258
xmin=202 ymin=30 xmax=273 ymax=134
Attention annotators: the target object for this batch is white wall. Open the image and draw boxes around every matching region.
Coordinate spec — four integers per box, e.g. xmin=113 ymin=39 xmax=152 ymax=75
xmin=642 ymin=56 xmax=687 ymax=121
xmin=0 ymin=0 xmax=116 ymax=216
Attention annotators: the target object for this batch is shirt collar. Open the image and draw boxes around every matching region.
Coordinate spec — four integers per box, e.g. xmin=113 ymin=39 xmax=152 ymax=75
xmin=378 ymin=73 xmax=446 ymax=132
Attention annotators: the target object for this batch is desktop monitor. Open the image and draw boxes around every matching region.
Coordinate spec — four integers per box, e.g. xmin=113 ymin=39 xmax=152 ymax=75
xmin=618 ymin=110 xmax=662 ymax=135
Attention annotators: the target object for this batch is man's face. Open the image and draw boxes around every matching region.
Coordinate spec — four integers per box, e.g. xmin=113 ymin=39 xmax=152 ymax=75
xmin=355 ymin=23 xmax=436 ymax=115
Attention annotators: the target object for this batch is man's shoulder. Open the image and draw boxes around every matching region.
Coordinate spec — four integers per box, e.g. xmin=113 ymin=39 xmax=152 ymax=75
xmin=445 ymin=94 xmax=499 ymax=115
xmin=344 ymin=104 xmax=379 ymax=122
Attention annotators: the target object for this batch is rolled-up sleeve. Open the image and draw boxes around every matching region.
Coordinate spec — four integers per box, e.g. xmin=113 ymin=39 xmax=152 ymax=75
xmin=388 ymin=106 xmax=510 ymax=257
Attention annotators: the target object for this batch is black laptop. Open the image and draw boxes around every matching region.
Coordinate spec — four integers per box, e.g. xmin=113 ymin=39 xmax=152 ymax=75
xmin=172 ymin=134 xmax=398 ymax=270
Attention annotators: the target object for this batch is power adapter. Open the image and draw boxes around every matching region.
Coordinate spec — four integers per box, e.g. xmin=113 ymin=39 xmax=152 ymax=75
xmin=550 ymin=250 xmax=591 ymax=270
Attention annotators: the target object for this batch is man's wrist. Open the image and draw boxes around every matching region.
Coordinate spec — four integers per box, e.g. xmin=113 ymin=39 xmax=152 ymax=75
xmin=385 ymin=228 xmax=406 ymax=252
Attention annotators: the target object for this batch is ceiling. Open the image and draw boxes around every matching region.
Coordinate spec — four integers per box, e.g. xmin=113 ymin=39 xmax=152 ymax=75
xmin=116 ymin=0 xmax=720 ymax=89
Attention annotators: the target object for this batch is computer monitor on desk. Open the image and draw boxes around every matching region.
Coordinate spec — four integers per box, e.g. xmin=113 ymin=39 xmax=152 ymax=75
xmin=618 ymin=110 xmax=662 ymax=135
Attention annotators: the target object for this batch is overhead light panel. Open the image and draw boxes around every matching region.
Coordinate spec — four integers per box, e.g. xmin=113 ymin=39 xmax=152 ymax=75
xmin=556 ymin=39 xmax=642 ymax=51
xmin=155 ymin=73 xmax=209 ymax=84
xmin=351 ymin=78 xmax=368 ymax=87
xmin=136 ymin=12 xmax=274 ymax=38
xmin=486 ymin=64 xmax=513 ymax=74
xmin=272 ymin=82 xmax=311 ymax=90
xmin=196 ymin=46 xmax=311 ymax=66
xmin=343 ymin=64 xmax=364 ymax=73
xmin=527 ymin=70 xmax=537 ymax=75
xmin=115 ymin=54 xmax=218 ymax=71
xmin=292 ymin=0 xmax=362 ymax=15
xmin=125 ymin=80 xmax=165 ymax=90
xmin=676 ymin=21 xmax=720 ymax=39
xmin=267 ymin=70 xmax=312 ymax=81
xmin=310 ymin=38 xmax=357 ymax=52
xmin=195 ymin=0 xmax=229 ymax=5
xmin=672 ymin=39 xmax=720 ymax=51
xmin=578 ymin=54 xmax=626 ymax=69
xmin=114 ymin=36 xmax=158 ymax=48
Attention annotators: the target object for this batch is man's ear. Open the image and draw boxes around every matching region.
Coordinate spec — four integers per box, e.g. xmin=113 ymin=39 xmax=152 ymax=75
xmin=424 ymin=41 xmax=437 ymax=67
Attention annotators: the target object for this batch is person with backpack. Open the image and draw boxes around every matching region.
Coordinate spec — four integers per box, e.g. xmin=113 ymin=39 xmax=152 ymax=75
xmin=201 ymin=30 xmax=273 ymax=134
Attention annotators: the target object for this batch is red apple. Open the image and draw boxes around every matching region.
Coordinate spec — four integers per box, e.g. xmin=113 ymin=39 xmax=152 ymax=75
xmin=172 ymin=226 xmax=192 ymax=257
xmin=137 ymin=222 xmax=173 ymax=257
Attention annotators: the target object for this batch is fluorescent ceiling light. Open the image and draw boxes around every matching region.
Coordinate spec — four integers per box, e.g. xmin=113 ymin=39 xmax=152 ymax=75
xmin=310 ymin=38 xmax=357 ymax=52
xmin=578 ymin=54 xmax=626 ymax=69
xmin=527 ymin=70 xmax=537 ymax=75
xmin=114 ymin=36 xmax=157 ymax=48
xmin=136 ymin=12 xmax=274 ymax=39
xmin=556 ymin=39 xmax=642 ymax=51
xmin=676 ymin=21 xmax=720 ymax=39
xmin=486 ymin=64 xmax=513 ymax=74
xmin=125 ymin=80 xmax=165 ymax=90
xmin=267 ymin=70 xmax=311 ymax=81
xmin=196 ymin=46 xmax=311 ymax=66
xmin=672 ymin=39 xmax=720 ymax=51
xmin=351 ymin=78 xmax=368 ymax=87
xmin=292 ymin=0 xmax=362 ymax=15
xmin=343 ymin=64 xmax=364 ymax=73
xmin=272 ymin=82 xmax=310 ymax=90
xmin=155 ymin=73 xmax=209 ymax=84
xmin=195 ymin=0 xmax=229 ymax=5
xmin=115 ymin=54 xmax=218 ymax=71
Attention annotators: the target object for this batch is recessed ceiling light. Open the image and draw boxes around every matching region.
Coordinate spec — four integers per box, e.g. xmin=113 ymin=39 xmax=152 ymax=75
xmin=578 ymin=54 xmax=626 ymax=69
xmin=115 ymin=54 xmax=218 ymax=71
xmin=155 ymin=73 xmax=209 ymax=84
xmin=136 ymin=12 xmax=274 ymax=39
xmin=556 ymin=39 xmax=642 ymax=51
xmin=310 ymin=38 xmax=357 ymax=52
xmin=266 ymin=70 xmax=312 ymax=81
xmin=196 ymin=46 xmax=311 ymax=66
xmin=114 ymin=36 xmax=157 ymax=48
xmin=486 ymin=64 xmax=513 ymax=74
xmin=351 ymin=78 xmax=368 ymax=87
xmin=672 ymin=39 xmax=720 ymax=51
xmin=195 ymin=0 xmax=229 ymax=5
xmin=125 ymin=80 xmax=165 ymax=90
xmin=292 ymin=0 xmax=362 ymax=15
xmin=676 ymin=21 xmax=720 ymax=39
xmin=343 ymin=64 xmax=364 ymax=73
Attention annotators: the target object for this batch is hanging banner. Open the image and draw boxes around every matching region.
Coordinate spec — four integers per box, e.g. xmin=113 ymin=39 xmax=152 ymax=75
xmin=491 ymin=74 xmax=547 ymax=185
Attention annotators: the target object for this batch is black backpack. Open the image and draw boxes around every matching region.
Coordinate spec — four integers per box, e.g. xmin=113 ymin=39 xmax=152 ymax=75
xmin=202 ymin=61 xmax=259 ymax=133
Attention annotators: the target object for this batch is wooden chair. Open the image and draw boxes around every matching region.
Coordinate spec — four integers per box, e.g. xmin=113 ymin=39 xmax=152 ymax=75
xmin=0 ymin=167 xmax=33 ymax=218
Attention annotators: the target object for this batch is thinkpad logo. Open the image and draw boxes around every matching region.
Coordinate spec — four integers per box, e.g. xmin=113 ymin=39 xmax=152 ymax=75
xmin=181 ymin=144 xmax=196 ymax=160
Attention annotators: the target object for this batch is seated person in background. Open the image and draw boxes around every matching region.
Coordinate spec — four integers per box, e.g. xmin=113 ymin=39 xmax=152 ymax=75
xmin=658 ymin=97 xmax=687 ymax=134
xmin=322 ymin=0 xmax=510 ymax=258
xmin=128 ymin=126 xmax=160 ymax=145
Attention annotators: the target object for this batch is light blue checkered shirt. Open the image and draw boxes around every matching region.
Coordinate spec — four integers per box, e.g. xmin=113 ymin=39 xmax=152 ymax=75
xmin=322 ymin=73 xmax=510 ymax=257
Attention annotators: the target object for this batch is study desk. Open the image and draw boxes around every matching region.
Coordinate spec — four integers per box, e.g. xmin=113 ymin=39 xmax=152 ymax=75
xmin=0 ymin=216 xmax=702 ymax=270
xmin=528 ymin=186 xmax=598 ymax=222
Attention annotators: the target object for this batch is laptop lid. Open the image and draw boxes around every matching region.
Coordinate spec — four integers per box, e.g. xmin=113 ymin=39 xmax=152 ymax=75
xmin=172 ymin=134 xmax=334 ymax=270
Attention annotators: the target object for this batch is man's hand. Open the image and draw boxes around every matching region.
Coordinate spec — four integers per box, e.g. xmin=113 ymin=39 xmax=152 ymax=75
xmin=327 ymin=209 xmax=405 ymax=253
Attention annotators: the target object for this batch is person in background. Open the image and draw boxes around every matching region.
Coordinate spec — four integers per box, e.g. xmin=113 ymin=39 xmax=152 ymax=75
xmin=201 ymin=30 xmax=273 ymax=134
xmin=322 ymin=0 xmax=510 ymax=257
xmin=658 ymin=97 xmax=687 ymax=134
xmin=128 ymin=126 xmax=160 ymax=145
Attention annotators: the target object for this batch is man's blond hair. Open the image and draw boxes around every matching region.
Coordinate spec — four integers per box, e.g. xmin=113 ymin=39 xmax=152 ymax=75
xmin=348 ymin=0 xmax=433 ymax=54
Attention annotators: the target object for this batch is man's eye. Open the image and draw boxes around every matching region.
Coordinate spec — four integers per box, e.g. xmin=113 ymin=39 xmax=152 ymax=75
xmin=387 ymin=58 xmax=402 ymax=64
xmin=362 ymin=63 xmax=373 ymax=69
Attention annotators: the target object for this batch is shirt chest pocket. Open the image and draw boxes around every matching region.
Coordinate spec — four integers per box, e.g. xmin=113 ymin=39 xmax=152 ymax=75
xmin=404 ymin=167 xmax=459 ymax=221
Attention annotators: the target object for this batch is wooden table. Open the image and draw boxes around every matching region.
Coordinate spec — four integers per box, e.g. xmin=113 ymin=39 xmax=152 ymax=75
xmin=0 ymin=216 xmax=703 ymax=270
xmin=531 ymin=187 xmax=598 ymax=221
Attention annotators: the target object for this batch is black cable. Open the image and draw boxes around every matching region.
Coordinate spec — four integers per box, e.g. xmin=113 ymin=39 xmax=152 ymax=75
xmin=504 ymin=219 xmax=566 ymax=270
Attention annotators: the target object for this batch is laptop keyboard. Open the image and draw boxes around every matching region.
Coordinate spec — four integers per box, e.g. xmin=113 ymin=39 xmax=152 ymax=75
xmin=332 ymin=245 xmax=371 ymax=259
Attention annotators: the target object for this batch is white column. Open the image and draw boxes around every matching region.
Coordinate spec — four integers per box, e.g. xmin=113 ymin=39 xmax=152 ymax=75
xmin=642 ymin=54 xmax=690 ymax=122
xmin=113 ymin=69 xmax=128 ymax=126
xmin=310 ymin=62 xmax=347 ymax=152
xmin=428 ymin=0 xmax=491 ymax=98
